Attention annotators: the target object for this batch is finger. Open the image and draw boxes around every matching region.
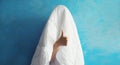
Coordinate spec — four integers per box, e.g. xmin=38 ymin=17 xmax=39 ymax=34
xmin=63 ymin=38 xmax=67 ymax=40
xmin=63 ymin=37 xmax=67 ymax=39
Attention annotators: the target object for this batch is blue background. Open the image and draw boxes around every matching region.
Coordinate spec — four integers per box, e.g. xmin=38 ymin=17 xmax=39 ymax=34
xmin=0 ymin=0 xmax=120 ymax=65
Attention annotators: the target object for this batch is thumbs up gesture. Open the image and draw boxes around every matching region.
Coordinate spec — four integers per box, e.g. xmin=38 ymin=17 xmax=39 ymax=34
xmin=56 ymin=31 xmax=67 ymax=46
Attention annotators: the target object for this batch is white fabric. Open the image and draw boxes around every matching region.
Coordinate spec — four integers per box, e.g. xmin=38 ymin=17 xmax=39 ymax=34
xmin=31 ymin=5 xmax=84 ymax=65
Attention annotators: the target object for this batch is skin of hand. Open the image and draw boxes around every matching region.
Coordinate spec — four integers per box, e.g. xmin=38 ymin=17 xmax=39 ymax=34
xmin=50 ymin=31 xmax=67 ymax=63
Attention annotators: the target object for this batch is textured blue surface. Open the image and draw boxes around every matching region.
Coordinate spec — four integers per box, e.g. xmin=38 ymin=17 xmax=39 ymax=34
xmin=0 ymin=0 xmax=120 ymax=65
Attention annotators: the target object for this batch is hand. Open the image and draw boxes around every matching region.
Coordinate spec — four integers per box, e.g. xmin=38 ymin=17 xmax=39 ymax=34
xmin=56 ymin=31 xmax=67 ymax=46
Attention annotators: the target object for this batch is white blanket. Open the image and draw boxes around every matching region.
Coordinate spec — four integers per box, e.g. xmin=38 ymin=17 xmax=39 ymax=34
xmin=31 ymin=5 xmax=84 ymax=65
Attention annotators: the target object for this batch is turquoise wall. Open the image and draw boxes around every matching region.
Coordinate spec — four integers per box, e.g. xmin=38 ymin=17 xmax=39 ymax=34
xmin=0 ymin=0 xmax=120 ymax=65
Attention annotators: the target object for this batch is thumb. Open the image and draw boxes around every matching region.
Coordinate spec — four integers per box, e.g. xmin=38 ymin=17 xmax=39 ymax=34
xmin=61 ymin=30 xmax=64 ymax=38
